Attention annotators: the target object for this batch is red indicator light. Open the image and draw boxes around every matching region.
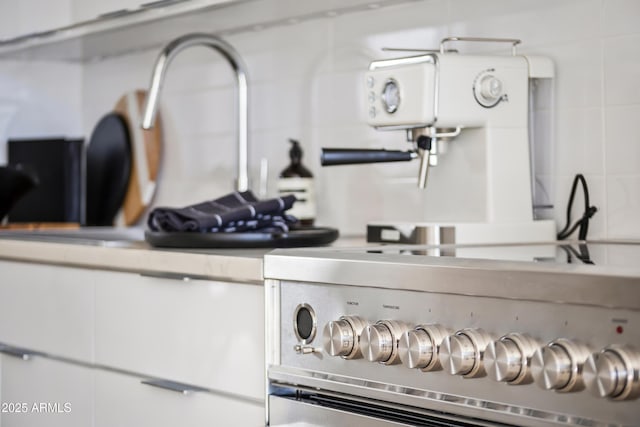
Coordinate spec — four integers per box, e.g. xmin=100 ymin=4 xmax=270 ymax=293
xmin=616 ymin=325 xmax=624 ymax=334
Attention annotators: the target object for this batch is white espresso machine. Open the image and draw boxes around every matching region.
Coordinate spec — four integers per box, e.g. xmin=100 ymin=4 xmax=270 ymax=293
xmin=322 ymin=37 xmax=555 ymax=245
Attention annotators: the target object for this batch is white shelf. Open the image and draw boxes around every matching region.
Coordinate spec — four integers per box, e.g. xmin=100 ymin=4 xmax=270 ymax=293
xmin=0 ymin=0 xmax=419 ymax=62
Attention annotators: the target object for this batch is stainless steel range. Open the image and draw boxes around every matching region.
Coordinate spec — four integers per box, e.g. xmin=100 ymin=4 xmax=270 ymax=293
xmin=264 ymin=241 xmax=640 ymax=426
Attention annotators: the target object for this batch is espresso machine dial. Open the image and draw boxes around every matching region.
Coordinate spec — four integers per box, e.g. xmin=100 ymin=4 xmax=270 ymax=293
xmin=322 ymin=316 xmax=368 ymax=359
xmin=473 ymin=71 xmax=505 ymax=108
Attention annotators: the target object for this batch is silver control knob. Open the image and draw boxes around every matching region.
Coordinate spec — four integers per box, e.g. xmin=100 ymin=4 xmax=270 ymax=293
xmin=322 ymin=316 xmax=368 ymax=359
xmin=381 ymin=79 xmax=400 ymax=114
xmin=360 ymin=320 xmax=410 ymax=365
xmin=485 ymin=333 xmax=540 ymax=385
xmin=473 ymin=73 xmax=504 ymax=107
xmin=531 ymin=339 xmax=591 ymax=392
xmin=398 ymin=324 xmax=451 ymax=371
xmin=480 ymin=75 xmax=502 ymax=102
xmin=440 ymin=329 xmax=495 ymax=378
xmin=583 ymin=345 xmax=640 ymax=401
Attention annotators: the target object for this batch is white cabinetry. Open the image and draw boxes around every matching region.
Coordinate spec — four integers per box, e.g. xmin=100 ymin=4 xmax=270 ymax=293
xmin=0 ymin=354 xmax=93 ymax=427
xmin=94 ymin=369 xmax=263 ymax=427
xmin=72 ymin=0 xmax=143 ymax=23
xmin=0 ymin=261 xmax=94 ymax=362
xmin=0 ymin=0 xmax=404 ymax=62
xmin=94 ymin=271 xmax=264 ymax=399
xmin=0 ymin=259 xmax=264 ymax=426
xmin=0 ymin=0 xmax=73 ymax=40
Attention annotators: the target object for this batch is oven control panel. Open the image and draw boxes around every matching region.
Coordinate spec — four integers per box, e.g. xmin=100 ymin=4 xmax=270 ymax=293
xmin=277 ymin=281 xmax=640 ymax=426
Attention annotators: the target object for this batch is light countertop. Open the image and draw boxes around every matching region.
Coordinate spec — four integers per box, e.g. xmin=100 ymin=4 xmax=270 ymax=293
xmin=0 ymin=233 xmax=266 ymax=284
xmin=0 ymin=228 xmax=367 ymax=284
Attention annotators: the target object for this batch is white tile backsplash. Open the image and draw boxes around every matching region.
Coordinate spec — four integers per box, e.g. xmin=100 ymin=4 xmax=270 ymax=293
xmin=604 ymin=104 xmax=640 ymax=175
xmin=2 ymin=0 xmax=640 ymax=238
xmin=607 ymin=175 xmax=640 ymax=238
xmin=310 ymin=71 xmax=367 ymax=127
xmin=555 ymin=107 xmax=604 ymax=176
xmin=603 ymin=34 xmax=640 ymax=106
xmin=0 ymin=60 xmax=83 ymax=140
xmin=447 ymin=0 xmax=601 ymax=51
xmin=527 ymin=40 xmax=603 ymax=110
xmin=603 ymin=0 xmax=640 ymax=37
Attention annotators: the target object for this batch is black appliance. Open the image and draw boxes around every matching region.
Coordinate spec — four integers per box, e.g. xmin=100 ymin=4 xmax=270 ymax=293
xmin=8 ymin=138 xmax=83 ymax=223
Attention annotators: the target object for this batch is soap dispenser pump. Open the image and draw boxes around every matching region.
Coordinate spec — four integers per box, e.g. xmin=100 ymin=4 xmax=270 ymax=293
xmin=278 ymin=139 xmax=316 ymax=226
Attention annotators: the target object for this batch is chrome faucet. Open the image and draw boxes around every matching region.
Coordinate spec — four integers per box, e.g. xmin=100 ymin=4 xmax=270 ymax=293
xmin=142 ymin=33 xmax=250 ymax=192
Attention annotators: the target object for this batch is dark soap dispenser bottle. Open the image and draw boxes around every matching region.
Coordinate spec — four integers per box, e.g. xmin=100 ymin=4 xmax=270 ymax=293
xmin=278 ymin=139 xmax=316 ymax=226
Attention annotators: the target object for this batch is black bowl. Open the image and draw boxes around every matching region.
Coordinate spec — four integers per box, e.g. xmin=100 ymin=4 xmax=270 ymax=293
xmin=0 ymin=165 xmax=39 ymax=221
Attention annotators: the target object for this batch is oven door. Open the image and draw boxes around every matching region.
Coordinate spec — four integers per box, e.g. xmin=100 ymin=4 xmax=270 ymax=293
xmin=269 ymin=386 xmax=512 ymax=427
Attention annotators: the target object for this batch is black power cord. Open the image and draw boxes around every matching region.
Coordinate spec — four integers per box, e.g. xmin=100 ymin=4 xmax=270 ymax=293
xmin=556 ymin=174 xmax=598 ymax=240
xmin=560 ymin=243 xmax=595 ymax=264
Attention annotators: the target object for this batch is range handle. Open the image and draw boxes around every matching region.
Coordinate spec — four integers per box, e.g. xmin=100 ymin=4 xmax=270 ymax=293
xmin=321 ymin=148 xmax=417 ymax=166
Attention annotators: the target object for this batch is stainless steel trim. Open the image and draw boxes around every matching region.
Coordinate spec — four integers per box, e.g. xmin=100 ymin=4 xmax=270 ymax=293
xmin=140 ymin=378 xmax=208 ymax=394
xmin=265 ymin=278 xmax=281 ymax=426
xmin=269 ymin=391 xmax=501 ymax=427
xmin=440 ymin=37 xmax=522 ymax=56
xmin=368 ymin=53 xmax=436 ymax=71
xmin=263 ymin=246 xmax=640 ymax=310
xmin=269 ymin=394 xmax=417 ymax=426
xmin=417 ymin=147 xmax=430 ymax=189
xmin=382 ymin=47 xmax=458 ymax=54
xmin=268 ymin=366 xmax=614 ymax=427
xmin=142 ymin=33 xmax=250 ymax=191
xmin=293 ymin=344 xmax=320 ymax=355
xmin=429 ymin=127 xmax=461 ymax=138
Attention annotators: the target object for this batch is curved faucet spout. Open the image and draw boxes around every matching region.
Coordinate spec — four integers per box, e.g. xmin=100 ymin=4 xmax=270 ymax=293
xmin=142 ymin=33 xmax=250 ymax=192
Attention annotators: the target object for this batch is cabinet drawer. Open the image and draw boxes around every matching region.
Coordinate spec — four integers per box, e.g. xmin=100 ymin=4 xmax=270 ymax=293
xmin=95 ymin=368 xmax=263 ymax=427
xmin=94 ymin=270 xmax=264 ymax=400
xmin=0 ymin=261 xmax=94 ymax=362
xmin=0 ymin=353 xmax=93 ymax=427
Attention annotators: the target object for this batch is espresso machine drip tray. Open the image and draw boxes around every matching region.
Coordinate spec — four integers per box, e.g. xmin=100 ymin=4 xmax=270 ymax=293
xmin=366 ymin=220 xmax=557 ymax=245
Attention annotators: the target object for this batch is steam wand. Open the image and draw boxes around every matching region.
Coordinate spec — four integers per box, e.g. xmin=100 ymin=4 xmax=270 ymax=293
xmin=321 ymin=127 xmax=459 ymax=188
xmin=320 ymin=148 xmax=417 ymax=166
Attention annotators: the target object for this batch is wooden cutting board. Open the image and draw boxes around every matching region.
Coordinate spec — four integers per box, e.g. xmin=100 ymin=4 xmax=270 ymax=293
xmin=113 ymin=90 xmax=162 ymax=226
xmin=0 ymin=222 xmax=80 ymax=230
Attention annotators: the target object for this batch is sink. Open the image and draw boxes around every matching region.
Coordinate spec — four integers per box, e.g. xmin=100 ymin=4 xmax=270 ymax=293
xmin=0 ymin=227 xmax=146 ymax=248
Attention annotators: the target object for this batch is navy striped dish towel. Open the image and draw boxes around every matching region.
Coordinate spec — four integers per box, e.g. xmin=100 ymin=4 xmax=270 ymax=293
xmin=147 ymin=191 xmax=298 ymax=232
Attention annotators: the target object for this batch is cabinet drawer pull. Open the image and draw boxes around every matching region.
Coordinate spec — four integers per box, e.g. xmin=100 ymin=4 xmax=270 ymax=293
xmin=139 ymin=271 xmax=201 ymax=282
xmin=140 ymin=0 xmax=187 ymax=9
xmin=97 ymin=9 xmax=131 ymax=19
xmin=0 ymin=345 xmax=38 ymax=361
xmin=141 ymin=379 xmax=208 ymax=394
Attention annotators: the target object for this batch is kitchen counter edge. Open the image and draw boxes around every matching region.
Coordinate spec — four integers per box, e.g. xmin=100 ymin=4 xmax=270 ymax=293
xmin=0 ymin=238 xmax=266 ymax=284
